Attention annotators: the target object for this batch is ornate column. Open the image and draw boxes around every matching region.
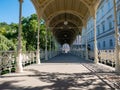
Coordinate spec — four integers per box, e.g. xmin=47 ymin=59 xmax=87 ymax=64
xmin=51 ymin=36 xmax=54 ymax=57
xmin=81 ymin=32 xmax=84 ymax=58
xmin=113 ymin=0 xmax=120 ymax=72
xmin=16 ymin=0 xmax=23 ymax=73
xmin=53 ymin=37 xmax=57 ymax=56
xmin=85 ymin=28 xmax=88 ymax=60
xmin=93 ymin=13 xmax=98 ymax=64
xmin=45 ymin=28 xmax=48 ymax=60
xmin=36 ymin=20 xmax=41 ymax=64
xmin=49 ymin=31 xmax=52 ymax=58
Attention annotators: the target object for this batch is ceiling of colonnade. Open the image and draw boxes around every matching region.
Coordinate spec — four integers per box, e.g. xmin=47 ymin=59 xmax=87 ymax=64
xmin=31 ymin=0 xmax=100 ymax=45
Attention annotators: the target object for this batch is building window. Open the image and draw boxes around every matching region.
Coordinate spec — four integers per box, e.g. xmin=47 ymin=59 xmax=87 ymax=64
xmin=97 ymin=25 xmax=100 ymax=35
xmin=90 ymin=31 xmax=92 ymax=39
xmin=102 ymin=21 xmax=105 ymax=32
xmin=97 ymin=11 xmax=99 ymax=21
xmin=118 ymin=11 xmax=120 ymax=25
xmin=93 ymin=30 xmax=94 ymax=38
xmin=107 ymin=0 xmax=111 ymax=10
xmin=109 ymin=39 xmax=113 ymax=47
xmin=103 ymin=41 xmax=106 ymax=48
xmin=107 ymin=16 xmax=113 ymax=29
xmin=89 ymin=33 xmax=90 ymax=40
xmin=98 ymin=42 xmax=101 ymax=49
xmin=100 ymin=5 xmax=104 ymax=17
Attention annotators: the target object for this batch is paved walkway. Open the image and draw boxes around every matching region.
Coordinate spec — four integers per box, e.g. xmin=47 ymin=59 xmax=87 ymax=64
xmin=0 ymin=54 xmax=120 ymax=90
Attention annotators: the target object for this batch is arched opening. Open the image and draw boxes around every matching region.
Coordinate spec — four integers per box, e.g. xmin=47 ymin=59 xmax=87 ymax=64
xmin=31 ymin=0 xmax=101 ymax=64
xmin=62 ymin=43 xmax=70 ymax=53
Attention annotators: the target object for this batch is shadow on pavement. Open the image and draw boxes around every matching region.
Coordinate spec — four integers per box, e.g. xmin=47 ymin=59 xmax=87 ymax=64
xmin=0 ymin=69 xmax=116 ymax=90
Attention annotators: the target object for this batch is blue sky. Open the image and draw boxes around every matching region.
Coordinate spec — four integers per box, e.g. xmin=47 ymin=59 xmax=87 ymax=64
xmin=0 ymin=0 xmax=36 ymax=24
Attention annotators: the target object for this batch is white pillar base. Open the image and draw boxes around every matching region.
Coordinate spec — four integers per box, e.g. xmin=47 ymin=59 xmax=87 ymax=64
xmin=45 ymin=55 xmax=48 ymax=60
xmin=36 ymin=59 xmax=41 ymax=64
xmin=45 ymin=49 xmax=48 ymax=60
xmin=94 ymin=52 xmax=99 ymax=64
xmin=94 ymin=59 xmax=98 ymax=64
xmin=85 ymin=50 xmax=88 ymax=60
xmin=85 ymin=57 xmax=88 ymax=60
xmin=49 ymin=52 xmax=52 ymax=58
xmin=16 ymin=53 xmax=23 ymax=73
xmin=36 ymin=51 xmax=40 ymax=64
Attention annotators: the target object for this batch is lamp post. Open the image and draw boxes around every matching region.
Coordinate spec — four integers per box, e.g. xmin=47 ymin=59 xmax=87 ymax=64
xmin=113 ymin=0 xmax=120 ymax=72
xmin=16 ymin=0 xmax=23 ymax=73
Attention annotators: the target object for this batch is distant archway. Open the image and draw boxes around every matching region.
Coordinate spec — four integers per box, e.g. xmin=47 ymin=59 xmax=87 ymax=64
xmin=62 ymin=43 xmax=70 ymax=53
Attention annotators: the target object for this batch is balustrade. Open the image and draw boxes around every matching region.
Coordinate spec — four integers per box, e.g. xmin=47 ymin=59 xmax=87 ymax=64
xmin=0 ymin=51 xmax=36 ymax=75
xmin=0 ymin=51 xmax=16 ymax=75
xmin=70 ymin=49 xmax=85 ymax=58
xmin=88 ymin=50 xmax=116 ymax=67
xmin=71 ymin=49 xmax=116 ymax=67
xmin=22 ymin=51 xmax=36 ymax=67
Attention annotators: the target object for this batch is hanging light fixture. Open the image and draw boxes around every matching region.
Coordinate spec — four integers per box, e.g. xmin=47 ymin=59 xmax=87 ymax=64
xmin=64 ymin=13 xmax=68 ymax=25
xmin=64 ymin=21 xmax=68 ymax=25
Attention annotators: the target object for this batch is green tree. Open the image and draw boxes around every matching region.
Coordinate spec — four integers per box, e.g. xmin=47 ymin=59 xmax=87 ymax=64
xmin=0 ymin=22 xmax=16 ymax=51
xmin=22 ymin=15 xmax=38 ymax=51
xmin=0 ymin=14 xmax=53 ymax=51
xmin=22 ymin=14 xmax=51 ymax=51
xmin=0 ymin=34 xmax=15 ymax=51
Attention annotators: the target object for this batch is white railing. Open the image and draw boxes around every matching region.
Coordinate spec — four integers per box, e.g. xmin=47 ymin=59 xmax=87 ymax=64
xmin=0 ymin=51 xmax=16 ymax=75
xmin=88 ymin=50 xmax=116 ymax=67
xmin=40 ymin=51 xmax=45 ymax=60
xmin=22 ymin=51 xmax=36 ymax=67
xmin=50 ymin=50 xmax=61 ymax=58
xmin=70 ymin=49 xmax=85 ymax=58
xmin=40 ymin=50 xmax=61 ymax=60
xmin=0 ymin=51 xmax=36 ymax=75
xmin=88 ymin=51 xmax=94 ymax=60
xmin=71 ymin=49 xmax=116 ymax=67
xmin=0 ymin=50 xmax=62 ymax=75
xmin=98 ymin=50 xmax=115 ymax=67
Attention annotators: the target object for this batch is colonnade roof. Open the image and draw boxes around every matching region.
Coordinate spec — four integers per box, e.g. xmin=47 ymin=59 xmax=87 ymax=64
xmin=31 ymin=0 xmax=100 ymax=45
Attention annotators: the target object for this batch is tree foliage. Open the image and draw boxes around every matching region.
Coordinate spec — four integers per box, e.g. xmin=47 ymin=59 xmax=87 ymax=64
xmin=0 ymin=14 xmax=53 ymax=51
xmin=22 ymin=14 xmax=52 ymax=51
xmin=0 ymin=22 xmax=17 ymax=51
xmin=0 ymin=34 xmax=15 ymax=51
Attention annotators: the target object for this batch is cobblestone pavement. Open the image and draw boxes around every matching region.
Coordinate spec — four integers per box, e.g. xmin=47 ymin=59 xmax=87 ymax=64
xmin=0 ymin=54 xmax=120 ymax=90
